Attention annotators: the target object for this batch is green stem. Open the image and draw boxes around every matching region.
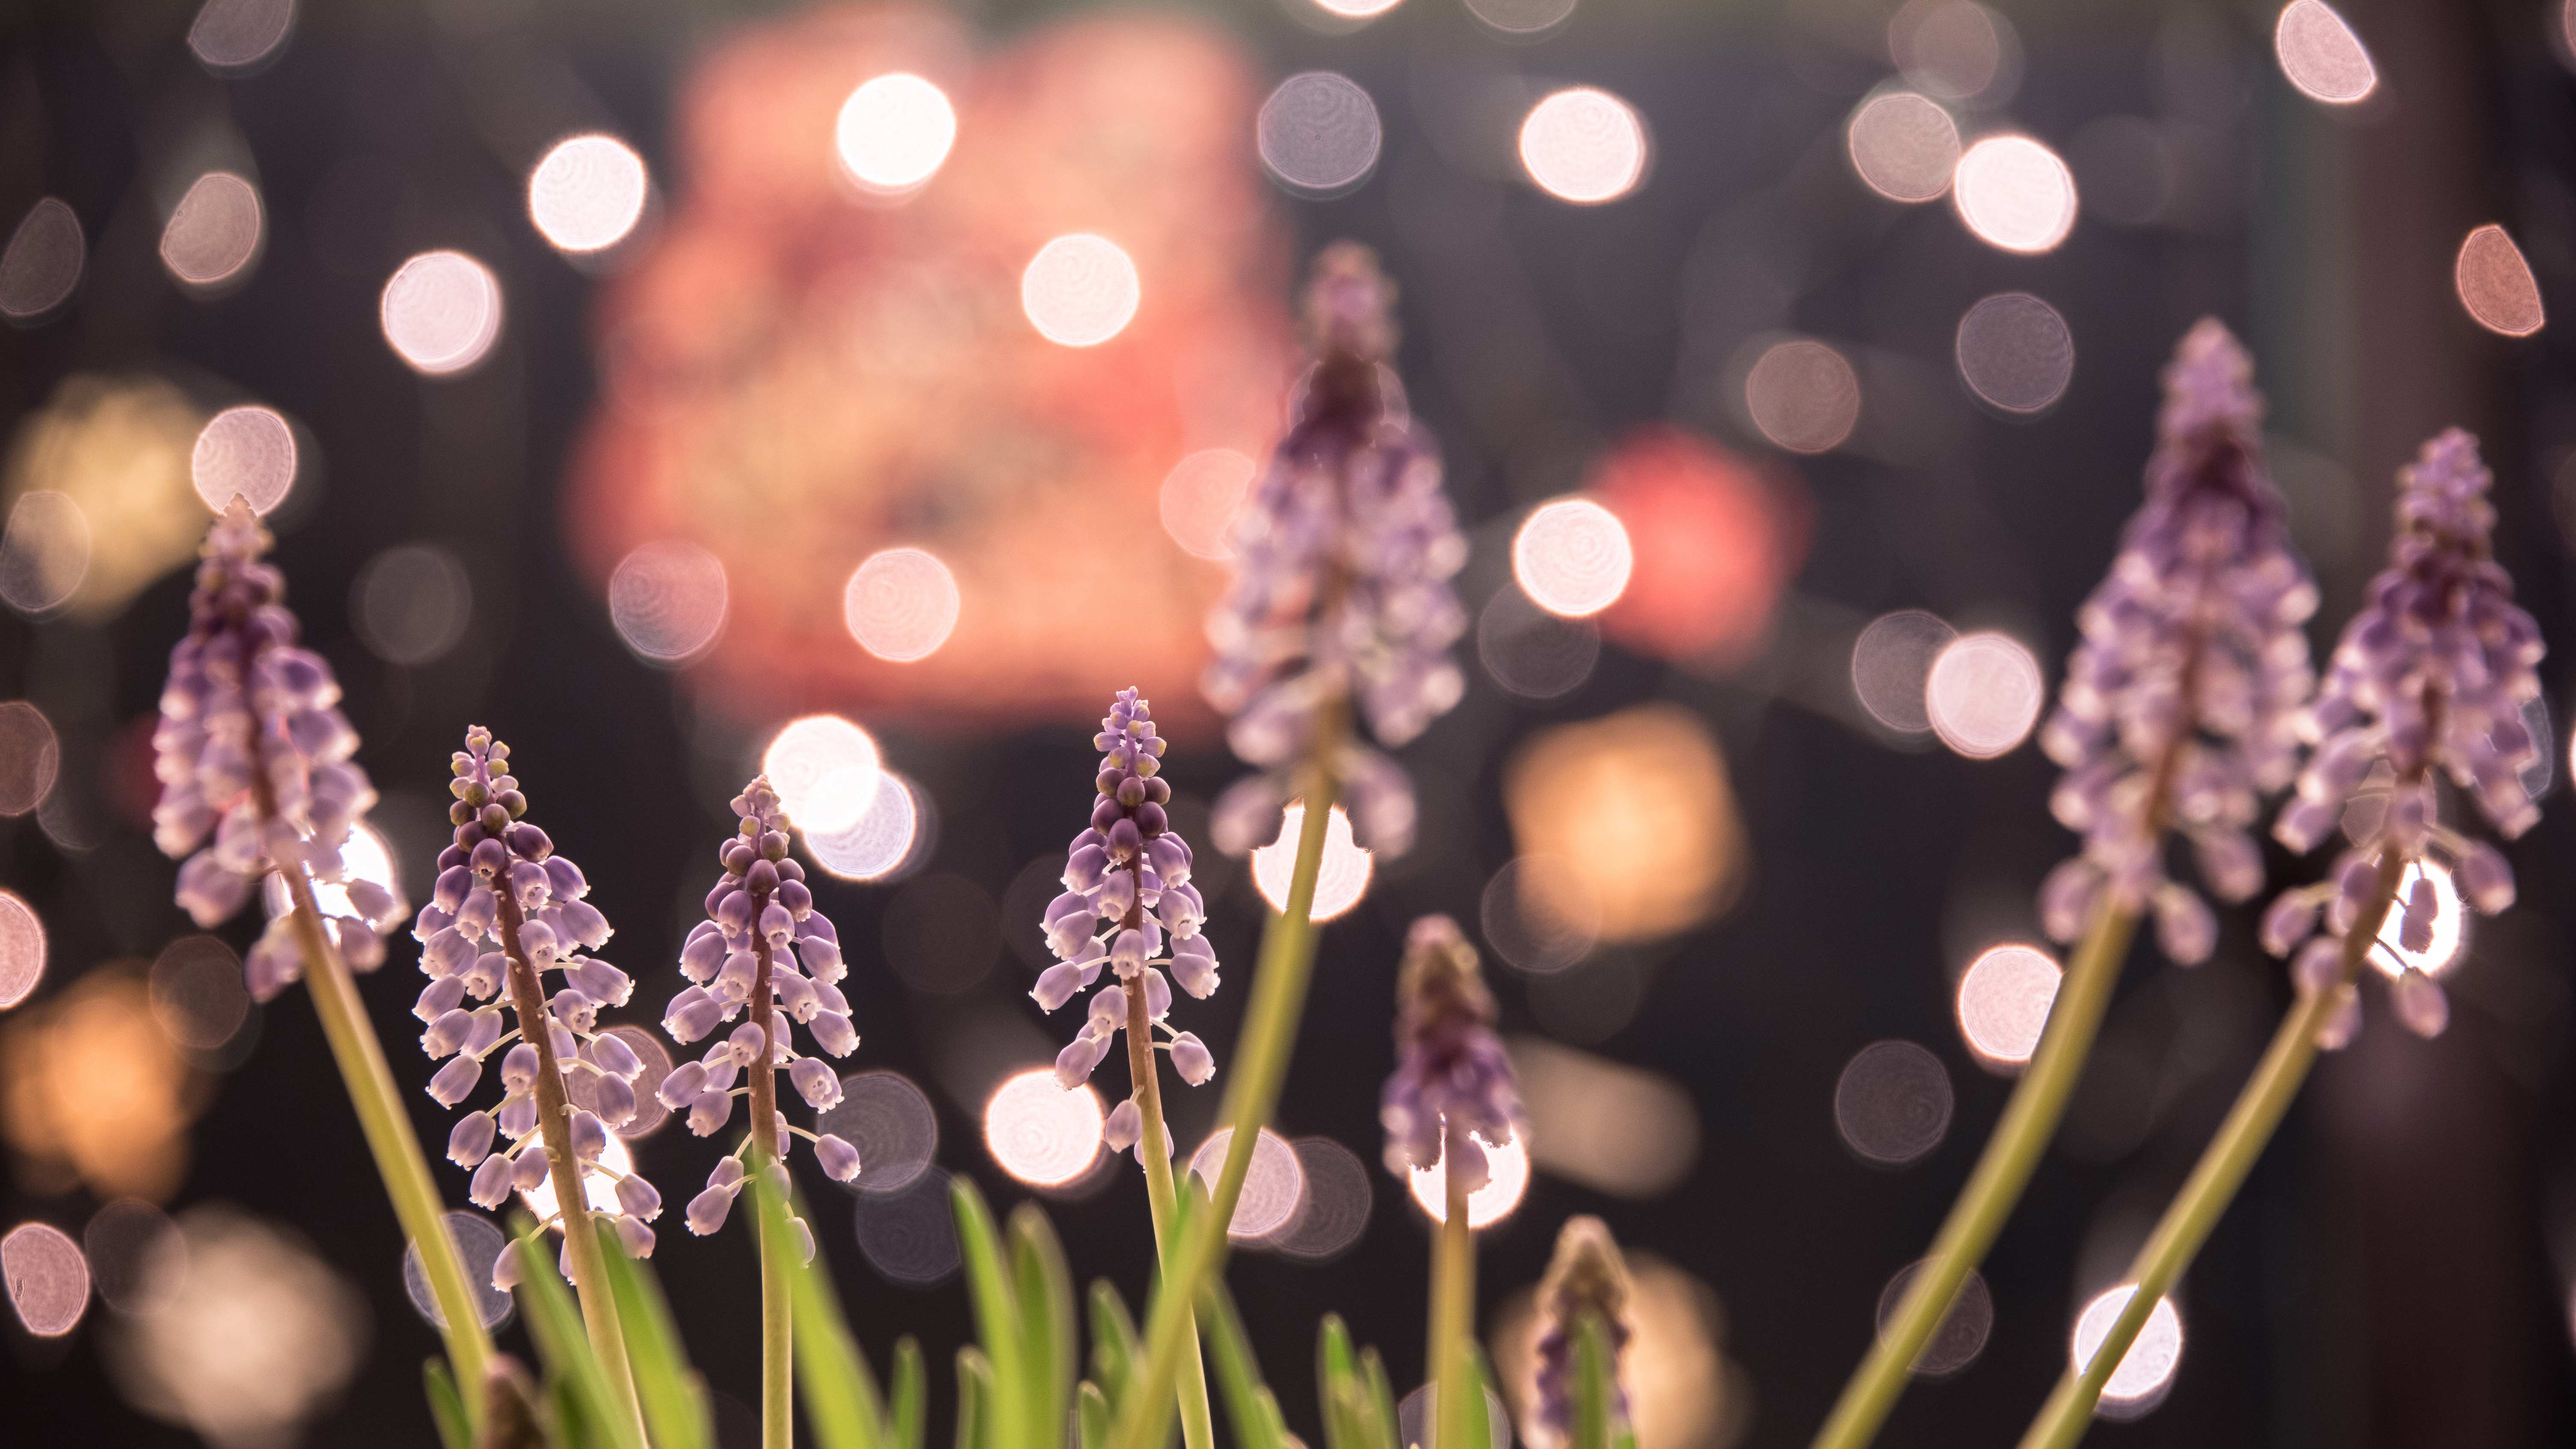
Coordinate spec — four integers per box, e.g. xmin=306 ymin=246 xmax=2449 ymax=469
xmin=1105 ymin=699 xmax=1346 ymax=1449
xmin=1126 ymin=978 xmax=1219 ymax=1449
xmin=1810 ymin=897 xmax=2142 ymax=1449
xmin=751 ymin=924 xmax=795 ymax=1449
xmin=2014 ymin=847 xmax=2406 ymax=1449
xmin=280 ymin=866 xmax=494 ymax=1425
xmin=1430 ymin=1123 xmax=1475 ymax=1449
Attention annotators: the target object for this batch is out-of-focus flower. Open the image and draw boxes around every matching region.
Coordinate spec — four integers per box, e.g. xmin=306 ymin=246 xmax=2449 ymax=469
xmin=566 ymin=4 xmax=1291 ymax=730
xmin=2035 ymin=320 xmax=2317 ymax=965
xmin=1205 ymin=245 xmax=1467 ymax=859
xmin=413 ymin=729 xmax=656 ymax=1271
xmin=659 ymin=776 xmax=860 ymax=1244
xmin=153 ymin=501 xmax=407 ymax=1001
xmin=2261 ymin=429 xmax=2545 ymax=1042
xmin=1527 ymin=1216 xmax=1635 ymax=1449
xmin=1382 ymin=916 xmax=1524 ymax=1193
xmin=1029 ymin=690 xmax=1217 ymax=1132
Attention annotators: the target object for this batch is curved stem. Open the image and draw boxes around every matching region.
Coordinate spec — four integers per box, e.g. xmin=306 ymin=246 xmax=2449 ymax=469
xmin=1106 ymin=696 xmax=1346 ymax=1449
xmin=751 ymin=918 xmax=794 ymax=1449
xmin=279 ymin=865 xmax=494 ymax=1418
xmin=1125 ymin=982 xmax=1217 ymax=1449
xmin=1810 ymin=897 xmax=2142 ymax=1449
xmin=1430 ymin=1121 xmax=1475 ymax=1449
xmin=495 ymin=891 xmax=647 ymax=1445
xmin=2014 ymin=846 xmax=2406 ymax=1449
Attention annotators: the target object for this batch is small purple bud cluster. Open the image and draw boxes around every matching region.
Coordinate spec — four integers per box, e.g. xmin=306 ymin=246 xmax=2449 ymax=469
xmin=2260 ymin=429 xmax=2544 ymax=1045
xmin=1204 ymin=244 xmax=1467 ymax=862
xmin=413 ymin=729 xmax=656 ymax=1267
xmin=1032 ymin=691 xmax=1215 ymax=1151
xmin=153 ymin=499 xmax=407 ymax=1000
xmin=2036 ymin=320 xmax=2317 ymax=967
xmin=1527 ymin=1216 xmax=1634 ymax=1449
xmin=1380 ymin=915 xmax=1524 ymax=1193
xmin=660 ymin=777 xmax=859 ymax=1243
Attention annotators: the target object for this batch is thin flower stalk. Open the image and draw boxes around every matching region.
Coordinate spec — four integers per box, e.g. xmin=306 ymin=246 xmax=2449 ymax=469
xmin=660 ymin=776 xmax=864 ymax=1449
xmin=1110 ymin=243 xmax=1467 ymax=1449
xmin=415 ymin=728 xmax=647 ymax=1444
xmin=1382 ymin=917 xmax=1524 ymax=1449
xmin=2017 ymin=428 xmax=2546 ymax=1448
xmin=1816 ymin=319 xmax=2317 ymax=1449
xmin=150 ymin=499 xmax=491 ymax=1406
xmin=1029 ymin=689 xmax=1221 ymax=1449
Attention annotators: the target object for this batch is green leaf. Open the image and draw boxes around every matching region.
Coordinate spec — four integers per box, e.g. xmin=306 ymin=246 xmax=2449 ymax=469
xmin=507 ymin=1221 xmax=642 ymax=1449
xmin=424 ymin=1356 xmax=471 ymax=1449
xmin=1010 ymin=1203 xmax=1077 ymax=1449
xmin=1078 ymin=1382 xmax=1112 ymax=1449
xmin=1358 ymin=1348 xmax=1399 ymax=1449
xmin=957 ymin=1347 xmax=996 ymax=1449
xmin=1089 ymin=1282 xmax=1141 ymax=1410
xmin=891 ymin=1337 xmax=928 ymax=1449
xmin=952 ymin=1178 xmax=1028 ymax=1449
xmin=751 ymin=1172 xmax=886 ymax=1449
xmin=597 ymin=1222 xmax=712 ymax=1449
xmin=1196 ymin=1280 xmax=1282 ymax=1449
xmin=1573 ymin=1313 xmax=1613 ymax=1449
xmin=1458 ymin=1349 xmax=1497 ymax=1449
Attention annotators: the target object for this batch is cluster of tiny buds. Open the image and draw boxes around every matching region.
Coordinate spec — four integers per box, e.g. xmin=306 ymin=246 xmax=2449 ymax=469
xmin=661 ymin=778 xmax=860 ymax=1244
xmin=1032 ymin=691 xmax=1218 ymax=1143
xmin=413 ymin=729 xmax=657 ymax=1271
xmin=1528 ymin=1215 xmax=1635 ymax=1449
xmin=1380 ymin=915 xmax=1524 ymax=1194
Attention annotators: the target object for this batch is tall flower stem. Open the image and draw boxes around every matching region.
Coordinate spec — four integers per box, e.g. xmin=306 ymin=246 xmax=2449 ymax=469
xmin=1430 ymin=1121 xmax=1475 ymax=1449
xmin=1106 ymin=699 xmax=1346 ymax=1449
xmin=2014 ymin=847 xmax=2405 ymax=1449
xmin=1124 ymin=984 xmax=1218 ymax=1449
xmin=280 ymin=864 xmax=495 ymax=1412
xmin=495 ymin=891 xmax=647 ymax=1445
xmin=750 ymin=932 xmax=793 ymax=1449
xmin=1812 ymin=896 xmax=2141 ymax=1449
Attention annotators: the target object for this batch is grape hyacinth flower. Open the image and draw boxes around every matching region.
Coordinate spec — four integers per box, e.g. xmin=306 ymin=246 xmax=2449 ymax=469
xmin=659 ymin=776 xmax=860 ymax=1247
xmin=2035 ymin=319 xmax=2318 ymax=965
xmin=1527 ymin=1216 xmax=1635 ymax=1449
xmin=153 ymin=498 xmax=409 ymax=998
xmin=1031 ymin=689 xmax=1219 ymax=1153
xmin=2258 ymin=429 xmax=2544 ymax=1043
xmin=1381 ymin=915 xmax=1524 ymax=1192
xmin=414 ymin=728 xmax=658 ymax=1276
xmin=1203 ymin=243 xmax=1468 ymax=860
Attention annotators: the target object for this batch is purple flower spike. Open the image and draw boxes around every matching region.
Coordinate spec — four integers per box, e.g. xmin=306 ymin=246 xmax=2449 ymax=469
xmin=2035 ymin=320 xmax=2317 ymax=965
xmin=2257 ymin=429 xmax=2546 ymax=1044
xmin=1028 ymin=691 xmax=1223 ymax=1142
xmin=152 ymin=499 xmax=411 ymax=1002
xmin=410 ymin=727 xmax=656 ymax=1258
xmin=1526 ymin=1216 xmax=1635 ymax=1449
xmin=1380 ymin=915 xmax=1525 ymax=1188
xmin=1204 ymin=245 xmax=1468 ymax=861
xmin=656 ymin=776 xmax=853 ymax=1249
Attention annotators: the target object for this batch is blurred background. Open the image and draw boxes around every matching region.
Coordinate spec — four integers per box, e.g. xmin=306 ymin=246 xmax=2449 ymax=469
xmin=3 ymin=0 xmax=2576 ymax=1444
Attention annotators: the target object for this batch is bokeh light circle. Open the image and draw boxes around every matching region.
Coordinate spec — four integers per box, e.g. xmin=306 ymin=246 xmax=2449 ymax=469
xmin=820 ymin=1070 xmax=941 ymax=1195
xmin=159 ymin=173 xmax=265 ymax=289
xmin=1512 ymin=498 xmax=1634 ymax=619
xmin=1952 ymin=135 xmax=2077 ymax=253
xmin=1926 ymin=631 xmax=2042 ymax=758
xmin=1834 ymin=1040 xmax=1952 ymax=1166
xmin=189 ymin=0 xmax=297 ymax=72
xmin=0 ymin=702 xmax=60 ymax=820
xmin=1160 ymin=449 xmax=1256 ymax=560
xmin=380 ymin=250 xmax=503 ymax=376
xmin=191 ymin=406 xmax=298 ymax=516
xmin=1956 ymin=944 xmax=2060 ymax=1066
xmin=984 ymin=1070 xmax=1103 ymax=1187
xmin=352 ymin=544 xmax=472 ymax=666
xmin=2 ymin=1221 xmax=89 ymax=1336
xmin=2071 ymin=1287 xmax=2184 ymax=1405
xmin=1406 ymin=1133 xmax=1530 ymax=1228
xmin=401 ymin=1211 xmax=512 ymax=1330
xmin=763 ymin=716 xmax=883 ymax=835
xmin=2456 ymin=224 xmax=2545 ymax=338
xmin=1518 ymin=87 xmax=1647 ymax=204
xmin=1021 ymin=234 xmax=1140 ymax=347
xmin=1847 ymin=92 xmax=1961 ymax=203
xmin=2369 ymin=859 xmax=2466 ymax=979
xmin=806 ymin=772 xmax=924 ymax=882
xmin=1954 ymin=292 xmax=2075 ymax=414
xmin=836 ymin=74 xmax=959 ymax=195
xmin=1852 ymin=611 xmax=1957 ymax=733
xmin=842 ymin=548 xmax=960 ymax=662
xmin=0 ymin=198 xmax=83 ymax=322
xmin=1251 ymin=804 xmax=1372 ymax=921
xmin=1188 ymin=1128 xmax=1307 ymax=1240
xmin=1877 ymin=1260 xmax=1993 ymax=1377
xmin=2274 ymin=1 xmax=2377 ymax=105
xmin=1258 ymin=72 xmax=1383 ymax=196
xmin=1745 ymin=339 xmax=1861 ymax=454
xmin=607 ymin=540 xmax=728 ymax=664
xmin=528 ymin=135 xmax=649 ymax=254
xmin=0 ymin=890 xmax=44 ymax=1009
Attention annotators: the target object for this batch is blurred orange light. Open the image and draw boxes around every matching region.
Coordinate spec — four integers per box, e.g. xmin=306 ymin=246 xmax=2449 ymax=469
xmin=1588 ymin=427 xmax=1809 ymax=670
xmin=1505 ymin=704 xmax=1744 ymax=944
xmin=1 ymin=967 xmax=199 ymax=1199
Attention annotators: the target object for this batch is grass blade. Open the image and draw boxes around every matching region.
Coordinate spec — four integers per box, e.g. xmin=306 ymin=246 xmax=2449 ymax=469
xmin=1079 ymin=1382 xmax=1112 ymax=1449
xmin=953 ymin=1179 xmax=1028 ymax=1449
xmin=957 ymin=1347 xmax=995 ymax=1449
xmin=891 ymin=1337 xmax=928 ymax=1449
xmin=508 ymin=1223 xmax=642 ymax=1449
xmin=1090 ymin=1282 xmax=1141 ymax=1410
xmin=1011 ymin=1204 xmax=1077 ymax=1449
xmin=1196 ymin=1280 xmax=1282 ymax=1449
xmin=598 ymin=1223 xmax=712 ymax=1449
xmin=424 ymin=1357 xmax=471 ymax=1449
xmin=751 ymin=1174 xmax=887 ymax=1449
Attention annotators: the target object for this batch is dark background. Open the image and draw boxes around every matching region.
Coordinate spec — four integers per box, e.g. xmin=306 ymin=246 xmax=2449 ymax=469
xmin=6 ymin=0 xmax=2576 ymax=1445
